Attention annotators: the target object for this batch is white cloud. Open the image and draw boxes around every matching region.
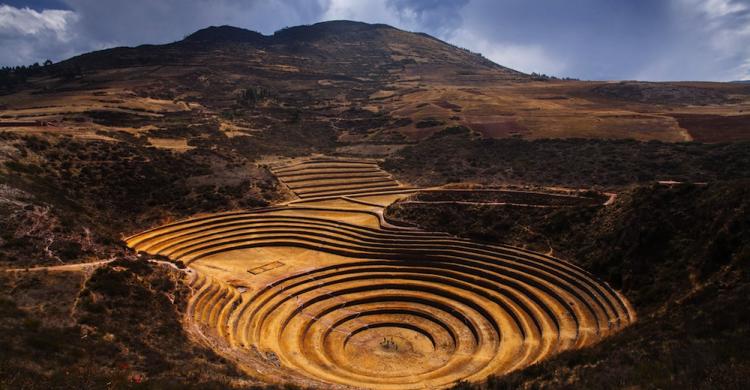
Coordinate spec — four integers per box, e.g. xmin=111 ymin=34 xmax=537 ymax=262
xmin=631 ymin=0 xmax=750 ymax=80
xmin=319 ymin=0 xmax=420 ymax=30
xmin=686 ymin=0 xmax=750 ymax=80
xmin=733 ymin=58 xmax=750 ymax=81
xmin=700 ymin=0 xmax=748 ymax=19
xmin=447 ymin=28 xmax=565 ymax=75
xmin=0 ymin=5 xmax=80 ymax=65
xmin=0 ymin=5 xmax=78 ymax=41
xmin=319 ymin=1 xmax=565 ymax=75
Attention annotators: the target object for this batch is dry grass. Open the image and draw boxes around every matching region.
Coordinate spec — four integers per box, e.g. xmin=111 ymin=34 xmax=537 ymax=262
xmin=381 ymin=81 xmax=750 ymax=142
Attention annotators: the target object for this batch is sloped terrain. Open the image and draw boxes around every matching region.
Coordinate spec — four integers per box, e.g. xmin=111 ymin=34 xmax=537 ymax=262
xmin=0 ymin=258 xmax=252 ymax=388
xmin=271 ymin=157 xmax=418 ymax=201
xmin=387 ymin=181 xmax=750 ymax=389
xmin=384 ymin=127 xmax=750 ymax=188
xmin=3 ymin=21 xmax=750 ymax=150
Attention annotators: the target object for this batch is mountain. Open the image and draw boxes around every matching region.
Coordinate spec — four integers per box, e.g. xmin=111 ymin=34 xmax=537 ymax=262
xmin=66 ymin=21 xmax=520 ymax=75
xmin=3 ymin=21 xmax=750 ymax=146
xmin=183 ymin=25 xmax=266 ymax=43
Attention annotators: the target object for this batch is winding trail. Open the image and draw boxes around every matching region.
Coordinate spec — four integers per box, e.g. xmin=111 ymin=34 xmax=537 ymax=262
xmin=2 ymin=259 xmax=115 ymax=273
xmin=125 ymin=157 xmax=635 ymax=389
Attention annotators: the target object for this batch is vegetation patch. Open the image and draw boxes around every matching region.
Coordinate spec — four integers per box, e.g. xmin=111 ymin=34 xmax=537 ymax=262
xmin=0 ymin=259 xmax=251 ymax=388
xmin=388 ymin=181 xmax=750 ymax=388
xmin=384 ymin=127 xmax=750 ymax=188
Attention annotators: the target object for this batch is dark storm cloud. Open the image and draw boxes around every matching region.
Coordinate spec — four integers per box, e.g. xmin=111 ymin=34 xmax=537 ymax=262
xmin=1 ymin=0 xmax=748 ymax=81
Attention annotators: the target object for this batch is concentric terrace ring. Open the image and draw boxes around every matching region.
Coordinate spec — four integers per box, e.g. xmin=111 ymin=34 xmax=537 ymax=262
xmin=127 ymin=204 xmax=635 ymax=389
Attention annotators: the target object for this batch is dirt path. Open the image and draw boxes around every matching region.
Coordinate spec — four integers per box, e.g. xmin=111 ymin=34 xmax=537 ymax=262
xmin=396 ymin=200 xmax=591 ymax=208
xmin=1 ymin=258 xmax=185 ymax=273
xmin=1 ymin=259 xmax=115 ymax=272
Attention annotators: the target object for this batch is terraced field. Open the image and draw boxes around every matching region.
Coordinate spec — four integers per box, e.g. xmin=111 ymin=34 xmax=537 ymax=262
xmin=126 ymin=157 xmax=635 ymax=389
xmin=270 ymin=158 xmax=418 ymax=201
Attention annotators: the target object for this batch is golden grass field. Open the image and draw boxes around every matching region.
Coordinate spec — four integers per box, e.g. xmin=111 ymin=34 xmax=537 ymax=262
xmin=374 ymin=80 xmax=750 ymax=142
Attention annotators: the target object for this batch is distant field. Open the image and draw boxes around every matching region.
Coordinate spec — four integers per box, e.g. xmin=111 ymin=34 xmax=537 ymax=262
xmin=380 ymin=81 xmax=750 ymax=143
xmin=384 ymin=127 xmax=750 ymax=189
xmin=671 ymin=113 xmax=750 ymax=142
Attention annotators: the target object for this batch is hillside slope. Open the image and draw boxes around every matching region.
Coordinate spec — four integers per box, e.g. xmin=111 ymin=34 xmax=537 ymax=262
xmin=2 ymin=21 xmax=750 ymax=149
xmin=386 ymin=181 xmax=750 ymax=389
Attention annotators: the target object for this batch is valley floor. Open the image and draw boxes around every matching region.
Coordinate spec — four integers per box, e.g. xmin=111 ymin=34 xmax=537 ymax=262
xmin=124 ymin=157 xmax=634 ymax=389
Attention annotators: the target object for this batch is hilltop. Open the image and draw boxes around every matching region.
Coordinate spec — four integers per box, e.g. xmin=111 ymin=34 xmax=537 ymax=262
xmin=2 ymin=21 xmax=749 ymax=150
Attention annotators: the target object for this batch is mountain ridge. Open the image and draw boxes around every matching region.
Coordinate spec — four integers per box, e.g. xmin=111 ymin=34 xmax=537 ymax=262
xmin=55 ymin=20 xmax=522 ymax=78
xmin=185 ymin=20 xmax=398 ymax=43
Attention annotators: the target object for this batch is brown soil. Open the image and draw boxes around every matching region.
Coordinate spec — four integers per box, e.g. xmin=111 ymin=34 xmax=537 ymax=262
xmin=671 ymin=113 xmax=750 ymax=142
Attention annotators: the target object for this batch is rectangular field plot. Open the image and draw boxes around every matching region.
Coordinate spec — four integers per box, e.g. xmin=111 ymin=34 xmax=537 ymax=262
xmin=247 ymin=261 xmax=285 ymax=275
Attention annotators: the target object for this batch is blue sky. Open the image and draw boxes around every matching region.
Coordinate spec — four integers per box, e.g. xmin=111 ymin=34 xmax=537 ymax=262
xmin=1 ymin=0 xmax=749 ymax=81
